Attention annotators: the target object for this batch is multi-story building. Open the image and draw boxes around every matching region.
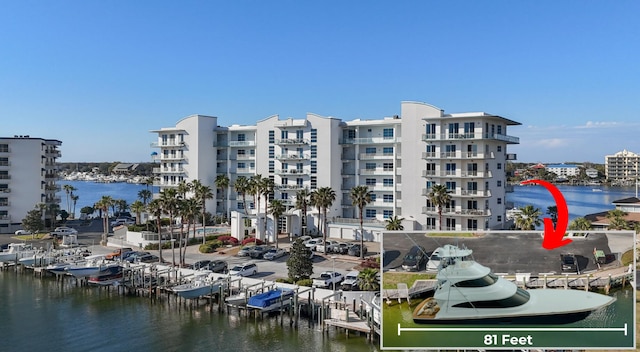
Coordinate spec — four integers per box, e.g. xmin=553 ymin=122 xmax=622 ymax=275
xmin=546 ymin=163 xmax=580 ymax=179
xmin=0 ymin=135 xmax=62 ymax=233
xmin=151 ymin=101 xmax=520 ymax=236
xmin=605 ymin=150 xmax=640 ymax=182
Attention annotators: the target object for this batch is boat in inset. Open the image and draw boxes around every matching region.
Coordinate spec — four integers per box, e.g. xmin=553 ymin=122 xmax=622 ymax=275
xmin=413 ymin=245 xmax=615 ymax=324
xmin=0 ymin=243 xmax=37 ymax=263
xmin=247 ymin=288 xmax=295 ymax=312
xmin=172 ymin=273 xmax=226 ymax=299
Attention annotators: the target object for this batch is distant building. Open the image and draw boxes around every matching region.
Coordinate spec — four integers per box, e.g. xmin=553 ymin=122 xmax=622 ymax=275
xmin=0 ymin=135 xmax=62 ymax=233
xmin=546 ymin=163 xmax=580 ymax=178
xmin=112 ymin=163 xmax=140 ymax=174
xmin=585 ymin=168 xmax=599 ymax=179
xmin=150 ymin=101 xmax=520 ymax=240
xmin=584 ymin=197 xmax=640 ymax=230
xmin=605 ymin=149 xmax=640 ymax=182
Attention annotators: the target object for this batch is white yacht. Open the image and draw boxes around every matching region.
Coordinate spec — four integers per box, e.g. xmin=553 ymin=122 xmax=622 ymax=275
xmin=413 ymin=245 xmax=615 ymax=324
xmin=0 ymin=243 xmax=37 ymax=263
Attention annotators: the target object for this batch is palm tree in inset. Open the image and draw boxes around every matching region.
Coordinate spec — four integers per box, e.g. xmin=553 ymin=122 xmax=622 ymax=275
xmin=295 ymin=189 xmax=310 ymax=236
xmin=233 ymin=176 xmax=250 ymax=215
xmin=250 ymin=174 xmax=264 ymax=216
xmin=178 ymin=197 xmax=201 ymax=266
xmin=269 ymin=199 xmax=285 ymax=249
xmin=385 ymin=215 xmax=404 ymax=230
xmin=159 ymin=188 xmax=180 ymax=266
xmin=428 ymin=184 xmax=451 ymax=231
xmin=514 ymin=205 xmax=542 ymax=230
xmin=147 ymin=199 xmax=164 ymax=262
xmin=350 ymin=185 xmax=372 ymax=259
xmin=215 ymin=174 xmax=230 ymax=221
xmin=312 ymin=187 xmax=336 ymax=254
xmin=192 ymin=179 xmax=214 ymax=244
xmin=606 ymin=209 xmax=629 ymax=230
xmin=357 ymin=268 xmax=380 ymax=291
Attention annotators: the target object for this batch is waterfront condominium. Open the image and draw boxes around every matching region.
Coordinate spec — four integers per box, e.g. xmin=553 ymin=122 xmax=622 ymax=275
xmin=150 ymin=101 xmax=520 ymax=237
xmin=0 ymin=135 xmax=62 ymax=233
xmin=605 ymin=149 xmax=640 ymax=184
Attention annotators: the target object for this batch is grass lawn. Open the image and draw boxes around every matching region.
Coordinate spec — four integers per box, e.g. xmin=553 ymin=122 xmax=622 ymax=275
xmin=13 ymin=234 xmax=49 ymax=241
xmin=620 ymin=249 xmax=635 ymax=266
xmin=382 ymin=271 xmax=435 ymax=289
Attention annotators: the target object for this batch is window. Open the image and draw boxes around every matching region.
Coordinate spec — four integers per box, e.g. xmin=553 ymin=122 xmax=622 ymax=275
xmin=463 ymin=122 xmax=475 ymax=137
xmin=383 ymin=210 xmax=393 ymax=219
xmin=446 ymin=218 xmax=456 ymax=230
xmin=310 ymin=161 xmax=317 ymax=174
xmin=238 ymin=202 xmax=245 ymax=210
xmin=296 ymin=163 xmax=303 ymax=171
xmin=467 ymin=200 xmax=477 ymax=210
xmin=282 ymin=177 xmax=288 ymax=185
xmin=383 ymin=194 xmax=393 ymax=203
xmin=269 ymin=146 xmax=274 ymax=158
xmin=497 ymin=198 xmax=502 ymax=204
xmin=365 ymin=163 xmax=376 ymax=170
xmin=311 ymin=128 xmax=317 ymax=143
xmin=250 ymin=149 xmax=255 ymax=156
xmin=383 ymin=128 xmax=394 ymax=139
xmin=453 ymin=288 xmax=530 ymax=308
xmin=383 ymin=147 xmax=393 ymax=154
xmin=365 ymin=147 xmax=376 ymax=154
xmin=467 ymin=182 xmax=477 ymax=193
xmin=296 ymin=178 xmax=303 ymax=186
xmin=467 ymin=219 xmax=478 ymax=230
xmin=269 ymin=130 xmax=275 ymax=143
xmin=426 ymin=218 xmax=436 ymax=227
xmin=237 ymin=133 xmax=245 ymax=142
xmin=310 ymin=145 xmax=317 ymax=158
xmin=497 ymin=215 xmax=502 ymax=222
xmin=281 ymin=130 xmax=288 ymax=139
xmin=445 ymin=181 xmax=456 ymax=191
xmin=454 ymin=273 xmax=498 ymax=287
xmin=269 ymin=161 xmax=274 ymax=173
xmin=445 ymin=163 xmax=456 ymax=174
xmin=497 ymin=125 xmax=502 ymax=135
xmin=365 ymin=209 xmax=377 ymax=218
xmin=238 ymin=162 xmax=245 ymax=169
xmin=425 ymin=123 xmax=436 ymax=138
xmin=0 ymin=144 xmax=8 ymax=153
xmin=296 ymin=130 xmax=304 ymax=139
xmin=365 ymin=178 xmax=376 ymax=186
xmin=370 ymin=194 xmax=377 ymax=201
xmin=497 ymin=180 xmax=502 ymax=187
xmin=238 ymin=149 xmax=245 ymax=156
xmin=383 ymin=163 xmax=393 ymax=171
xmin=282 ymin=162 xmax=289 ymax=170
xmin=383 ymin=178 xmax=393 ymax=186
xmin=281 ymin=192 xmax=288 ymax=200
xmin=250 ymin=162 xmax=255 ymax=169
xmin=346 ymin=129 xmax=356 ymax=139
xmin=497 ymin=145 xmax=502 ymax=152
xmin=497 ymin=163 xmax=502 ymax=170
xmin=311 ymin=176 xmax=317 ymax=189
xmin=448 ymin=123 xmax=459 ymax=137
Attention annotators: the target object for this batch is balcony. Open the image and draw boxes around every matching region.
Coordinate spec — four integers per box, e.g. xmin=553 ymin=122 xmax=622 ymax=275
xmin=369 ymin=184 xmax=394 ymax=191
xmin=235 ymin=168 xmax=256 ymax=174
xmin=275 ymin=138 xmax=309 ymax=145
xmin=341 ymin=137 xmax=401 ymax=144
xmin=421 ymin=170 xmax=492 ymax=178
xmin=484 ymin=133 xmax=519 ymax=144
xmin=460 ymin=189 xmax=491 ymax=197
xmin=359 ymin=168 xmax=395 ymax=175
xmin=158 ymin=155 xmax=188 ymax=162
xmin=421 ymin=133 xmax=476 ymax=141
xmin=0 ymin=188 xmax=10 ymax=193
xmin=276 ymin=184 xmax=306 ymax=190
xmin=275 ymin=169 xmax=309 ymax=175
xmin=150 ymin=141 xmax=185 ymax=148
xmin=0 ymin=215 xmax=11 ymax=221
xmin=276 ymin=153 xmax=309 ymax=160
xmin=506 ymin=153 xmax=517 ymax=160
xmin=359 ymin=152 xmax=396 ymax=160
xmin=0 ymin=174 xmax=9 ymax=180
xmin=45 ymin=150 xmax=62 ymax=158
xmin=229 ymin=140 xmax=256 ymax=147
xmin=153 ymin=167 xmax=186 ymax=174
xmin=0 ymin=201 xmax=9 ymax=207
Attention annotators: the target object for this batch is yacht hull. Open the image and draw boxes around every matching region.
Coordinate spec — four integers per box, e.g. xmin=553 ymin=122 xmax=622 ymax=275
xmin=413 ymin=310 xmax=593 ymax=324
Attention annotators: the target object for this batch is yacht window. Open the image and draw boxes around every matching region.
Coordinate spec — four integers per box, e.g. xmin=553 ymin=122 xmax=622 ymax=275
xmin=453 ymin=273 xmax=499 ymax=287
xmin=452 ymin=288 xmax=531 ymax=308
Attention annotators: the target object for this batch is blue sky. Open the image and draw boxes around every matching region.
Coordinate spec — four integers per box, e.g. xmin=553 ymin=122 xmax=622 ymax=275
xmin=1 ymin=1 xmax=638 ymax=163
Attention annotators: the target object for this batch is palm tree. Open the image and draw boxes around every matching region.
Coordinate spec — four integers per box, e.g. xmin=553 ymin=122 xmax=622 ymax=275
xmin=428 ymin=184 xmax=451 ymax=231
xmin=350 ymin=185 xmax=372 ymax=259
xmin=568 ymin=217 xmax=592 ymax=231
xmin=233 ymin=176 xmax=250 ymax=215
xmin=115 ymin=199 xmax=128 ymax=216
xmin=178 ymin=197 xmax=201 ymax=266
xmin=47 ymin=203 xmax=60 ymax=230
xmin=192 ymin=179 xmax=214 ymax=244
xmin=606 ymin=209 xmax=629 ymax=230
xmin=159 ymin=188 xmax=180 ymax=266
xmin=138 ymin=189 xmax=153 ymax=205
xmin=514 ymin=205 xmax=542 ymax=230
xmin=269 ymin=199 xmax=285 ymax=249
xmin=62 ymin=184 xmax=76 ymax=214
xmin=94 ymin=195 xmax=114 ymax=245
xmin=250 ymin=174 xmax=265 ymax=216
xmin=357 ymin=268 xmax=380 ymax=291
xmin=294 ymin=189 xmax=311 ymax=236
xmin=215 ymin=174 xmax=230 ymax=220
xmin=260 ymin=177 xmax=275 ymax=242
xmin=385 ymin=215 xmax=404 ymax=230
xmin=71 ymin=194 xmax=79 ymax=219
xmin=130 ymin=200 xmax=145 ymax=225
xmin=147 ymin=199 xmax=164 ymax=262
xmin=312 ymin=187 xmax=336 ymax=253
xmin=546 ymin=206 xmax=558 ymax=227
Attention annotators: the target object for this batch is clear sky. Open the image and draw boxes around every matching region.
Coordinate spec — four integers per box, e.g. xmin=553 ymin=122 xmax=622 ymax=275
xmin=1 ymin=1 xmax=638 ymax=163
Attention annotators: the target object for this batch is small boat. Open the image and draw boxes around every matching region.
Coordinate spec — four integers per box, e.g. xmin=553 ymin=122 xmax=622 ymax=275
xmin=172 ymin=274 xmax=226 ymax=299
xmin=0 ymin=243 xmax=37 ymax=263
xmin=247 ymin=288 xmax=295 ymax=312
xmin=592 ymin=188 xmax=603 ymax=192
xmin=88 ymin=265 xmax=124 ymax=286
xmin=413 ymin=245 xmax=615 ymax=324
xmin=225 ymin=292 xmax=248 ymax=306
xmin=19 ymin=252 xmax=56 ymax=267
xmin=64 ymin=255 xmax=109 ymax=278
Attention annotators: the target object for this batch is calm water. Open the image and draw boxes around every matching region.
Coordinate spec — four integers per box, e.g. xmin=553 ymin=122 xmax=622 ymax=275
xmin=56 ymin=180 xmax=147 ymax=215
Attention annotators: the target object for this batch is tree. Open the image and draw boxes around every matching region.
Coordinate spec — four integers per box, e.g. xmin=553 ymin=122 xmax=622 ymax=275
xmin=115 ymin=199 xmax=129 ymax=216
xmin=159 ymin=188 xmax=180 ymax=266
xmin=22 ymin=208 xmax=45 ymax=238
xmin=71 ymin=194 xmax=79 ymax=219
xmin=607 ymin=209 xmax=629 ymax=230
xmin=80 ymin=206 xmax=94 ymax=218
xmin=249 ymin=174 xmax=264 ymax=216
xmin=428 ymin=184 xmax=451 ymax=231
xmin=260 ymin=177 xmax=275 ymax=242
xmin=179 ymin=197 xmax=201 ymax=266
xmin=192 ymin=179 xmax=214 ymax=244
xmin=138 ymin=189 xmax=153 ymax=205
xmin=294 ymin=189 xmax=311 ymax=236
xmin=514 ymin=205 xmax=542 ymax=230
xmin=546 ymin=206 xmax=558 ymax=227
xmin=47 ymin=203 xmax=60 ymax=230
xmin=311 ymin=187 xmax=336 ymax=252
xmin=94 ymin=195 xmax=114 ymax=245
xmin=286 ymin=238 xmax=314 ymax=282
xmin=568 ymin=217 xmax=592 ymax=231
xmin=130 ymin=200 xmax=145 ymax=225
xmin=62 ymin=184 xmax=76 ymax=215
xmin=59 ymin=210 xmax=69 ymax=222
xmin=350 ymin=185 xmax=372 ymax=259
xmin=385 ymin=215 xmax=404 ymax=230
xmin=269 ymin=199 xmax=285 ymax=249
xmin=357 ymin=268 xmax=380 ymax=291
xmin=147 ymin=199 xmax=164 ymax=262
xmin=233 ymin=176 xmax=250 ymax=215
xmin=215 ymin=174 xmax=230 ymax=220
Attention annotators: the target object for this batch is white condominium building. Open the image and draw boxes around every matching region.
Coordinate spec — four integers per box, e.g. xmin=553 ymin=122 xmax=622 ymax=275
xmin=605 ymin=149 xmax=640 ymax=182
xmin=0 ymin=135 xmax=62 ymax=233
xmin=151 ymin=101 xmax=519 ymax=233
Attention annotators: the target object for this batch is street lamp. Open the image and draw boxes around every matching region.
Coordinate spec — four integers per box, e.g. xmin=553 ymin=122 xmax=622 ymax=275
xmin=331 ymin=255 xmax=337 ymax=293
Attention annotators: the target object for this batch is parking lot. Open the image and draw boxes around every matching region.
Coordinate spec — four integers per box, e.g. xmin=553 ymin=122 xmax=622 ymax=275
xmin=382 ymin=231 xmax=627 ymax=275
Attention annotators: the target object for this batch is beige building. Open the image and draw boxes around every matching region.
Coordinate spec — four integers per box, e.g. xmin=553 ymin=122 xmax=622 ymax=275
xmin=605 ymin=149 xmax=640 ymax=183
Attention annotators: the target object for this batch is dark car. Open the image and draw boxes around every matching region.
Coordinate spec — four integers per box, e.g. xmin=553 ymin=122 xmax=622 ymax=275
xmin=401 ymin=245 xmax=427 ymax=271
xmin=560 ymin=253 xmax=578 ymax=273
xmin=192 ymin=260 xmax=212 ymax=270
xmin=333 ymin=242 xmax=354 ymax=254
xmin=138 ymin=254 xmax=160 ymax=263
xmin=123 ymin=251 xmax=150 ymax=262
xmin=347 ymin=244 xmax=368 ymax=257
xmin=204 ymin=260 xmax=228 ymax=273
xmin=249 ymin=245 xmax=272 ymax=259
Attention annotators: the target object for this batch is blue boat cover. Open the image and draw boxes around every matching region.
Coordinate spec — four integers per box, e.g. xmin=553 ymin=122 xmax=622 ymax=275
xmin=247 ymin=289 xmax=293 ymax=308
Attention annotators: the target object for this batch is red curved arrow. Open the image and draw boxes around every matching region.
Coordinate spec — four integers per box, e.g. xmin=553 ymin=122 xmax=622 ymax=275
xmin=519 ymin=179 xmax=572 ymax=250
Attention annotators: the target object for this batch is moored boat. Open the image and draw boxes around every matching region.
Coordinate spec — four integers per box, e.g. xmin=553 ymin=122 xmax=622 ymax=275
xmin=247 ymin=288 xmax=295 ymax=312
xmin=88 ymin=265 xmax=124 ymax=285
xmin=64 ymin=255 xmax=110 ymax=278
xmin=172 ymin=274 xmax=226 ymax=299
xmin=0 ymin=243 xmax=37 ymax=263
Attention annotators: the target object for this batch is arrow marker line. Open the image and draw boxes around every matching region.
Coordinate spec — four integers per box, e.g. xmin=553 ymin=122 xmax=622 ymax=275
xmin=397 ymin=323 xmax=628 ymax=336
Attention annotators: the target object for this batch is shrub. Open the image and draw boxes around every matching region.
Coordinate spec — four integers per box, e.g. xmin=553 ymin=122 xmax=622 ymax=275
xmin=241 ymin=237 xmax=263 ymax=246
xmin=275 ymin=278 xmax=294 ymax=284
xmin=295 ymin=279 xmax=313 ymax=287
xmin=218 ymin=236 xmax=239 ymax=245
xmin=199 ymin=243 xmax=216 ymax=253
xmin=144 ymin=242 xmax=172 ymax=250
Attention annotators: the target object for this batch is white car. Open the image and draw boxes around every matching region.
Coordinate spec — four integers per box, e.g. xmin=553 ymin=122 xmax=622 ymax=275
xmin=50 ymin=227 xmax=78 ymax=237
xmin=316 ymin=240 xmax=339 ymax=253
xmin=304 ymin=238 xmax=324 ymax=251
xmin=14 ymin=229 xmax=32 ymax=236
xmin=263 ymin=248 xmax=287 ymax=260
xmin=110 ymin=218 xmax=135 ymax=227
xmin=228 ymin=262 xmax=258 ymax=277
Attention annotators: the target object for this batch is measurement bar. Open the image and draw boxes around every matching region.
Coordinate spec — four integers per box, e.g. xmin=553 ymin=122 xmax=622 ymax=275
xmin=398 ymin=323 xmax=628 ymax=336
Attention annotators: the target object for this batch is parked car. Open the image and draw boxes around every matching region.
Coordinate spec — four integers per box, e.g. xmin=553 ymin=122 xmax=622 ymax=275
xmin=316 ymin=240 xmax=339 ymax=253
xmin=236 ymin=245 xmax=256 ymax=257
xmin=332 ymin=242 xmax=354 ymax=254
xmin=560 ymin=253 xmax=578 ymax=273
xmin=204 ymin=260 xmax=228 ymax=273
xmin=304 ymin=238 xmax=324 ymax=251
xmin=50 ymin=226 xmax=78 ymax=238
xmin=263 ymin=248 xmax=287 ymax=260
xmin=191 ymin=260 xmax=212 ymax=270
xmin=249 ymin=245 xmax=272 ymax=259
xmin=228 ymin=262 xmax=258 ymax=277
xmin=105 ymin=247 xmax=134 ymax=260
xmin=401 ymin=245 xmax=427 ymax=271
xmin=14 ymin=229 xmax=32 ymax=236
xmin=138 ymin=254 xmax=160 ymax=263
xmin=341 ymin=270 xmax=360 ymax=290
xmin=110 ymin=218 xmax=135 ymax=227
xmin=347 ymin=244 xmax=367 ymax=257
xmin=312 ymin=271 xmax=344 ymax=288
xmin=123 ymin=251 xmax=150 ymax=262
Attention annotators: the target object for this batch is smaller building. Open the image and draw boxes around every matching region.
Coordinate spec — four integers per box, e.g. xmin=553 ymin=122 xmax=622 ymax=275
xmin=546 ymin=163 xmax=580 ymax=178
xmin=584 ymin=197 xmax=640 ymax=230
xmin=585 ymin=168 xmax=599 ymax=179
xmin=112 ymin=163 xmax=140 ymax=174
xmin=605 ymin=149 xmax=640 ymax=183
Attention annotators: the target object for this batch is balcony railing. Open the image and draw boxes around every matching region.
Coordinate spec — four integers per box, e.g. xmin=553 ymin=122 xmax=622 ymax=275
xmin=275 ymin=138 xmax=309 ymax=145
xmin=421 ymin=170 xmax=492 ymax=178
xmin=341 ymin=137 xmax=401 ymax=144
xmin=150 ymin=141 xmax=185 ymax=148
xmin=153 ymin=167 xmax=186 ymax=174
xmin=421 ymin=132 xmax=519 ymax=144
xmin=229 ymin=141 xmax=256 ymax=147
xmin=276 ymin=153 xmax=309 ymax=160
xmin=359 ymin=168 xmax=395 ymax=175
xmin=275 ymin=169 xmax=309 ymax=175
xmin=359 ymin=152 xmax=396 ymax=160
xmin=276 ymin=184 xmax=307 ymax=190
